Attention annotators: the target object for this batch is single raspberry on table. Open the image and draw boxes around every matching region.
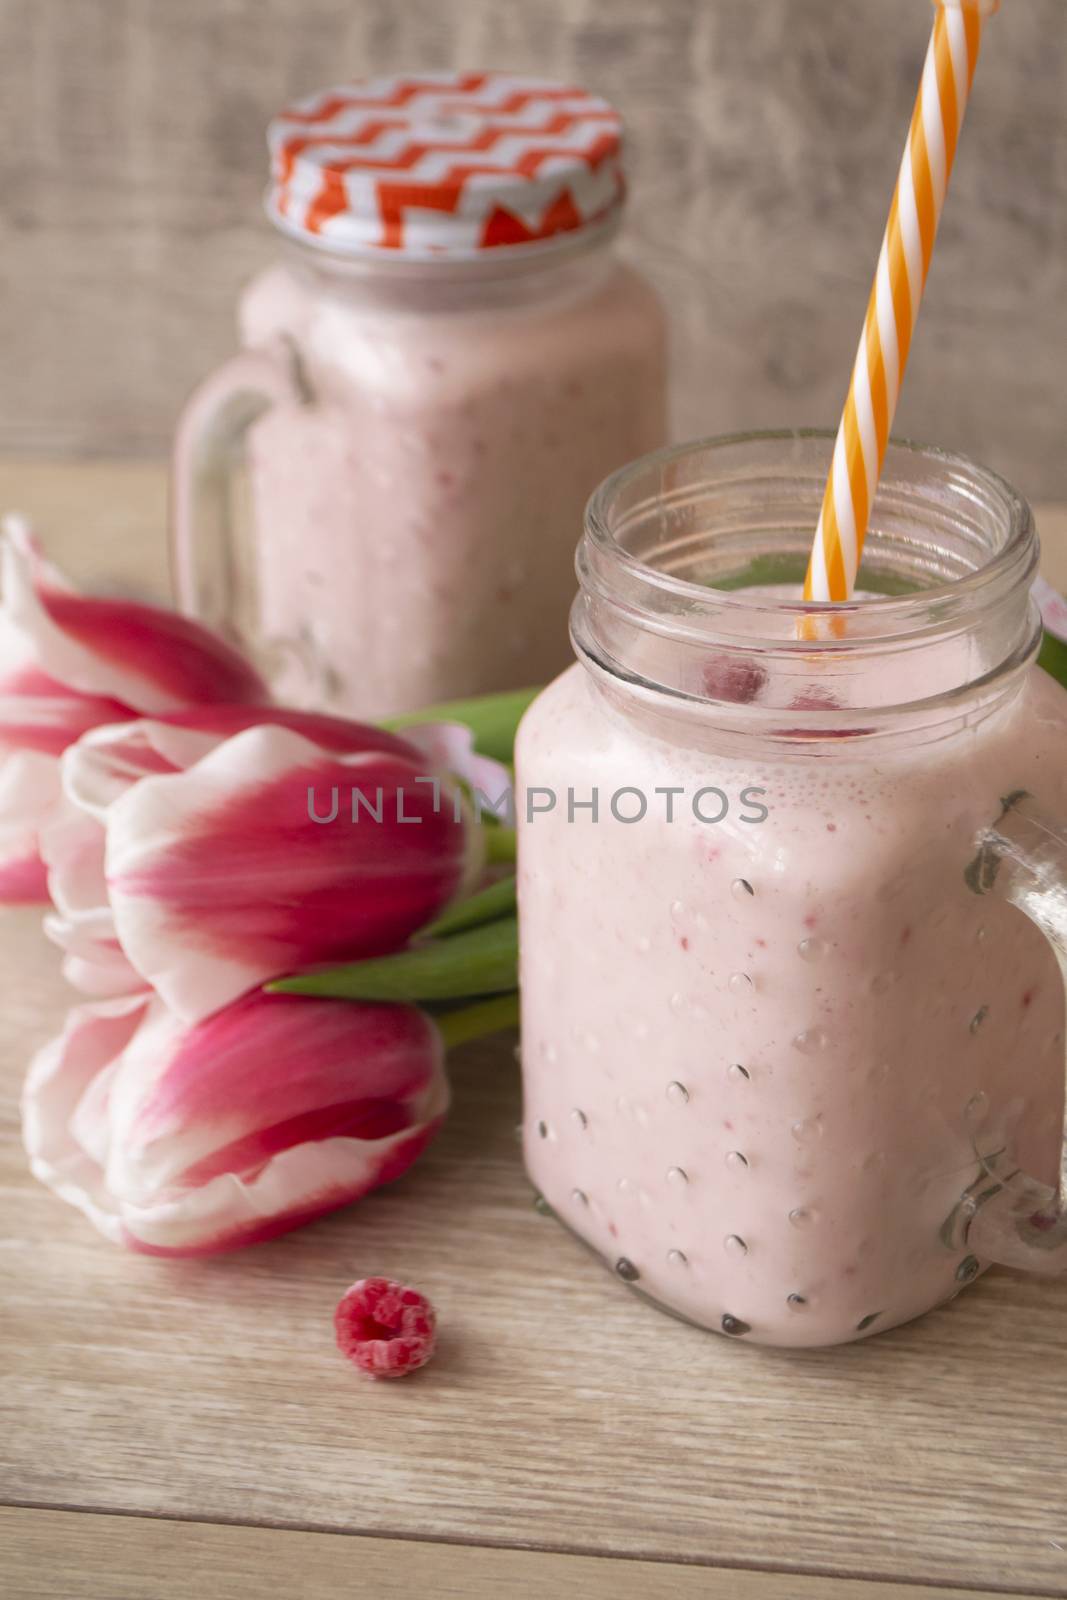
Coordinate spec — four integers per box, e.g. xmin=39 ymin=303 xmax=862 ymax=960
xmin=334 ymin=1277 xmax=437 ymax=1379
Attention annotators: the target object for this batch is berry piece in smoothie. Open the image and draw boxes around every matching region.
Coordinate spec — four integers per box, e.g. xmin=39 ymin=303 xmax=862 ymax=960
xmin=700 ymin=656 xmax=767 ymax=704
xmin=334 ymin=1277 xmax=437 ymax=1378
xmin=782 ymin=688 xmax=873 ymax=739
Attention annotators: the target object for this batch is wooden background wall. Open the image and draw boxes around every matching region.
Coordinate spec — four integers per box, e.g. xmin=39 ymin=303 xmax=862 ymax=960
xmin=2 ymin=0 xmax=1065 ymax=497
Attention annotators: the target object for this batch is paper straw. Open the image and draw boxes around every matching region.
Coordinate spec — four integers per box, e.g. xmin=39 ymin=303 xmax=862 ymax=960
xmin=804 ymin=0 xmax=999 ymax=606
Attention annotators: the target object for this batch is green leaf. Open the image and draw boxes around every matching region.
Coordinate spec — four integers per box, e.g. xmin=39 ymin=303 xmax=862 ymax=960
xmin=1039 ymin=628 xmax=1067 ymax=691
xmin=484 ymin=826 xmax=517 ymax=864
xmin=382 ymin=687 xmax=541 ymax=763
xmin=269 ymin=916 xmax=519 ymax=1002
xmin=424 ymin=875 xmax=517 ymax=938
xmin=707 ymin=552 xmax=921 ymax=598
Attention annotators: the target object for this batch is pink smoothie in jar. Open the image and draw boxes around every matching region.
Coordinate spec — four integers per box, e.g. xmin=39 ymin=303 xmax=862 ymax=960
xmin=173 ymin=74 xmax=667 ymax=719
xmin=516 ymin=434 xmax=1067 ymax=1349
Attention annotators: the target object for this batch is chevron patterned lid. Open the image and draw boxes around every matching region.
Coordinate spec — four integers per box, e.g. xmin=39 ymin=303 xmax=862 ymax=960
xmin=266 ymin=72 xmax=627 ymax=259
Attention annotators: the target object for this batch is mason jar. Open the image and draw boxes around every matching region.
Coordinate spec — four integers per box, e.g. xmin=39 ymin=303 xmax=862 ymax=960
xmin=517 ymin=431 xmax=1067 ymax=1348
xmin=172 ymin=73 xmax=668 ymax=718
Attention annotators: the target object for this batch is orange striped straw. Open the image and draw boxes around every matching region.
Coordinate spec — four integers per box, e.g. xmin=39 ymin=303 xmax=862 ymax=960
xmin=804 ymin=0 xmax=1000 ymax=606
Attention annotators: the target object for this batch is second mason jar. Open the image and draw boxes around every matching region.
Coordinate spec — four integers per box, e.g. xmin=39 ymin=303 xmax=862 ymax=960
xmin=173 ymin=72 xmax=668 ymax=718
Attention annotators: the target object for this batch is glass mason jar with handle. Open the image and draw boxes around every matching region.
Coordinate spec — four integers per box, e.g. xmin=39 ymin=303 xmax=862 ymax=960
xmin=172 ymin=73 xmax=668 ymax=719
xmin=516 ymin=431 xmax=1067 ymax=1348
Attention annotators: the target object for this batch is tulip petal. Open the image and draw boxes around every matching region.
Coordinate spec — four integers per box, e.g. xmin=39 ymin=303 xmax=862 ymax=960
xmin=60 ymin=705 xmax=419 ymax=822
xmin=44 ymin=908 xmax=145 ymax=998
xmin=21 ymin=994 xmax=152 ymax=1243
xmin=0 ymin=518 xmax=268 ymax=714
xmin=121 ymin=1120 xmax=444 ymax=1256
xmin=41 ymin=711 xmax=470 ymax=1006
xmin=101 ymin=725 xmax=477 ymax=1020
xmin=111 ymin=993 xmax=443 ymax=1192
xmin=22 ymin=991 xmax=447 ymax=1255
xmin=0 ymin=669 xmax=133 ymax=757
xmin=39 ymin=784 xmax=145 ymax=992
xmin=0 ymin=748 xmax=63 ymax=903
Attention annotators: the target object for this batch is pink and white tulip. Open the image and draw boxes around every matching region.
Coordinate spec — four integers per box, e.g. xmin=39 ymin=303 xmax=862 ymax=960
xmin=22 ymin=989 xmax=448 ymax=1255
xmin=43 ymin=707 xmax=487 ymax=1020
xmin=0 ymin=519 xmax=267 ymax=901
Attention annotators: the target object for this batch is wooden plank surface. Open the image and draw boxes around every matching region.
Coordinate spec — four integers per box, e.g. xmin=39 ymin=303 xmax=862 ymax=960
xmin=0 ymin=1509 xmax=1036 ymax=1600
xmin=3 ymin=465 xmax=1067 ymax=1597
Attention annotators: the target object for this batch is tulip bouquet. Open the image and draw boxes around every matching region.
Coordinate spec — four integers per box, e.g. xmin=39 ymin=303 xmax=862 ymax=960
xmin=5 ymin=520 xmax=528 ymax=1257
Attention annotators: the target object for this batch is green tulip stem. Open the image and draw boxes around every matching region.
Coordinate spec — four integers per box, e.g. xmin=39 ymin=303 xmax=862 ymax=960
xmin=435 ymin=991 xmax=520 ymax=1050
xmin=268 ymin=916 xmax=519 ymax=1003
xmin=424 ymin=875 xmax=517 ymax=938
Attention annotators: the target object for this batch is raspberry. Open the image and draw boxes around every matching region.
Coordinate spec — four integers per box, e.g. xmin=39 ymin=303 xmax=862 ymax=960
xmin=782 ymin=689 xmax=872 ymax=740
xmin=334 ymin=1277 xmax=437 ymax=1379
xmin=790 ymin=691 xmax=839 ymax=712
xmin=700 ymin=655 xmax=767 ymax=705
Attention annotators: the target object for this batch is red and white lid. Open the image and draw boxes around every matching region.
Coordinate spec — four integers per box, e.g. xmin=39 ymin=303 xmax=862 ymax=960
xmin=266 ymin=72 xmax=626 ymax=259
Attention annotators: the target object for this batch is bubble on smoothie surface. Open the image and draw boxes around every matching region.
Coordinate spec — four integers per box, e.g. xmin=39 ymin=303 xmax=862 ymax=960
xmin=724 ymin=1234 xmax=748 ymax=1256
xmin=792 ymin=1028 xmax=828 ymax=1056
xmin=728 ymin=971 xmax=754 ymax=995
xmin=721 ymin=1313 xmax=751 ymax=1336
xmin=666 ymin=1166 xmax=689 ymax=1186
xmin=970 ymin=1005 xmax=990 ymax=1035
xmin=666 ymin=1081 xmax=690 ymax=1105
xmin=667 ymin=1249 xmax=688 ymax=1267
xmin=731 ymin=878 xmax=756 ymax=901
xmin=701 ymin=656 xmax=767 ymax=704
xmin=725 ymin=1150 xmax=750 ymax=1171
xmin=965 ymin=1091 xmax=989 ymax=1123
xmin=797 ymin=937 xmax=828 ymax=963
xmin=728 ymin=1063 xmax=751 ymax=1083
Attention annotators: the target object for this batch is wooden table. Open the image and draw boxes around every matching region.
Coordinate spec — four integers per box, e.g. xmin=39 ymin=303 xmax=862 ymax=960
xmin=4 ymin=462 xmax=1067 ymax=1600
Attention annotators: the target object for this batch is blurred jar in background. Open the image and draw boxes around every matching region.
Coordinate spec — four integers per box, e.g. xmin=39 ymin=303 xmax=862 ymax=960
xmin=172 ymin=73 xmax=668 ymax=718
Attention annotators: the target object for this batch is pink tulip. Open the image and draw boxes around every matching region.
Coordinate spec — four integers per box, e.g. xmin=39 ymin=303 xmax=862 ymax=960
xmin=22 ymin=988 xmax=448 ymax=1255
xmin=42 ymin=707 xmax=489 ymax=1020
xmin=0 ymin=519 xmax=267 ymax=902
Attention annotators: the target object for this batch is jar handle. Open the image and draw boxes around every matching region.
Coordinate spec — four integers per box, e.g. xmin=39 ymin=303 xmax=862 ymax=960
xmin=170 ymin=341 xmax=306 ymax=637
xmin=957 ymin=791 xmax=1067 ymax=1272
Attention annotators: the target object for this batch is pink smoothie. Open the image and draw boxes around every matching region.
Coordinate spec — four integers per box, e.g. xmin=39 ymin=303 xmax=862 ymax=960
xmin=517 ymin=658 xmax=1067 ymax=1347
xmin=237 ymin=252 xmax=667 ymax=718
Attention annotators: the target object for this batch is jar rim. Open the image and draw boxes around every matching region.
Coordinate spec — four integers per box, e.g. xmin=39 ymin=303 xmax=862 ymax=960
xmin=582 ymin=429 xmax=1036 ymax=635
xmin=573 ymin=431 xmax=1041 ymax=737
